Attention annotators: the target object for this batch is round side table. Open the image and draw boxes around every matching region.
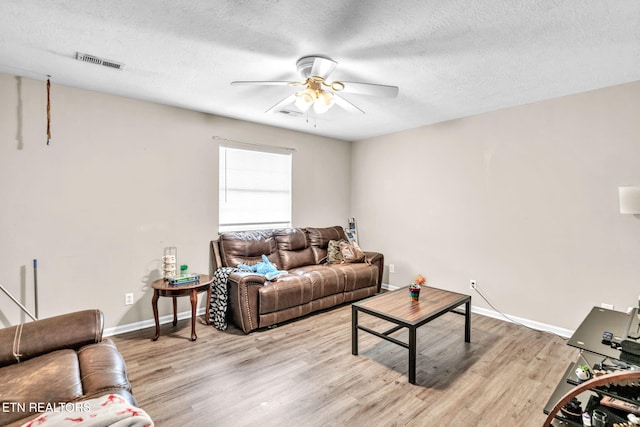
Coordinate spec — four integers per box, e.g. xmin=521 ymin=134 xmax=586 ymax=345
xmin=151 ymin=274 xmax=213 ymax=341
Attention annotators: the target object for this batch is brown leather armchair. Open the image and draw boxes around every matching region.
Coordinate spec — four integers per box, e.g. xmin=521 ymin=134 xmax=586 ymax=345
xmin=0 ymin=310 xmax=135 ymax=426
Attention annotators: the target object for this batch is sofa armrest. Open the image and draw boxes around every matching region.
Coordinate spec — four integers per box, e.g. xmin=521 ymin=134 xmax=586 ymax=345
xmin=227 ymin=271 xmax=267 ymax=333
xmin=0 ymin=309 xmax=103 ymax=367
xmin=364 ymin=251 xmax=385 ymax=293
xmin=78 ymin=339 xmax=132 ymax=398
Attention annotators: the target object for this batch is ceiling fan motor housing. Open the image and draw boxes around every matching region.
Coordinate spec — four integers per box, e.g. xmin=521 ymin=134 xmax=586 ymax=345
xmin=296 ymin=55 xmax=337 ymax=79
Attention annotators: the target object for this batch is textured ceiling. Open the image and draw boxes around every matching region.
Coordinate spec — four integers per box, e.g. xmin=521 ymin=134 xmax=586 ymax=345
xmin=1 ymin=1 xmax=639 ymax=141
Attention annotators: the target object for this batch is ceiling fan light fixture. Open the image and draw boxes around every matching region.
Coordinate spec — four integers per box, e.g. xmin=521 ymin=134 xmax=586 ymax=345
xmin=313 ymin=90 xmax=335 ymax=114
xmin=294 ymin=89 xmax=315 ymax=112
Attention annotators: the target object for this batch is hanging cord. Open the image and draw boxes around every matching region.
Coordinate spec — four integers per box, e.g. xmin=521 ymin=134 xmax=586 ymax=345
xmin=46 ymin=77 xmax=51 ymax=145
xmin=473 ymin=285 xmax=569 ymax=340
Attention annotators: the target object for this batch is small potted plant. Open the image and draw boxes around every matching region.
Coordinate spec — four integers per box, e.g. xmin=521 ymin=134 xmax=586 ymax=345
xmin=409 ymin=274 xmax=426 ymax=301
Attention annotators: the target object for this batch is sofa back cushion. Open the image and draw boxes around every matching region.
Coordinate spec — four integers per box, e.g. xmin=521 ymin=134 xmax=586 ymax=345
xmin=307 ymin=226 xmax=348 ymax=264
xmin=274 ymin=228 xmax=315 ymax=270
xmin=0 ymin=310 xmax=103 ymax=368
xmin=218 ymin=229 xmax=280 ymax=268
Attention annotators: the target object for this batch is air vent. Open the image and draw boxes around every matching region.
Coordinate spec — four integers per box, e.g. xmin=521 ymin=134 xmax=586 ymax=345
xmin=76 ymin=52 xmax=125 ymax=70
xmin=278 ymin=109 xmax=302 ymax=117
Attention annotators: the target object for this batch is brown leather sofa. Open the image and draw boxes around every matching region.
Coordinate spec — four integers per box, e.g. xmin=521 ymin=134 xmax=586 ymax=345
xmin=211 ymin=225 xmax=384 ymax=333
xmin=0 ymin=310 xmax=135 ymax=426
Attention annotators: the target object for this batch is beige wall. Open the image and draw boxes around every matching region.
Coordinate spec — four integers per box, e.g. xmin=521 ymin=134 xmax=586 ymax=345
xmin=352 ymin=81 xmax=640 ymax=331
xmin=0 ymin=74 xmax=351 ymax=329
xmin=2 ymin=73 xmax=639 ymax=334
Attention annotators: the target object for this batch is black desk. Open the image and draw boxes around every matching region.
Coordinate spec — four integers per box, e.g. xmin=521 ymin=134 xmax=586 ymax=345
xmin=544 ymin=306 xmax=640 ymax=419
xmin=566 ymin=306 xmax=637 ymax=360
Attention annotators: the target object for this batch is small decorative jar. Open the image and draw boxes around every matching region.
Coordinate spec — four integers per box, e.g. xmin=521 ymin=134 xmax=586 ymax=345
xmin=409 ymin=284 xmax=421 ymax=300
xmin=162 ymin=247 xmax=177 ymax=279
xmin=409 ymin=274 xmax=426 ymax=301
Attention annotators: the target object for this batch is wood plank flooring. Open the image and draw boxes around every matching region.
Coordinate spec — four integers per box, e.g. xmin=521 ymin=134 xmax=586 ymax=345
xmin=110 ymin=303 xmax=576 ymax=427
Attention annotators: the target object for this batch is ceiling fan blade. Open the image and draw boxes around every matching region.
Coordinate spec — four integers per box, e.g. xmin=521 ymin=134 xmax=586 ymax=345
xmin=231 ymin=80 xmax=299 ymax=87
xmin=333 ymin=95 xmax=365 ymax=114
xmin=265 ymin=93 xmax=297 ymax=114
xmin=340 ymin=81 xmax=399 ymax=98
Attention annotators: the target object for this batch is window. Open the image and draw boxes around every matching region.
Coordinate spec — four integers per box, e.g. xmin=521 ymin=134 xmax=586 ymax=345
xmin=219 ymin=144 xmax=292 ymax=232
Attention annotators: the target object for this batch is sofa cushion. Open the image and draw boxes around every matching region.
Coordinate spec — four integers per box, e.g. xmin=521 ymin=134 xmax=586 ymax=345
xmin=0 ymin=349 xmax=83 ymax=426
xmin=218 ymin=229 xmax=280 ymax=268
xmin=258 ymin=275 xmax=313 ymax=314
xmin=307 ymin=226 xmax=347 ymax=247
xmin=289 ymin=266 xmax=346 ymax=300
xmin=307 ymin=226 xmax=347 ymax=264
xmin=274 ymin=228 xmax=315 ymax=270
xmin=330 ymin=263 xmax=379 ymax=291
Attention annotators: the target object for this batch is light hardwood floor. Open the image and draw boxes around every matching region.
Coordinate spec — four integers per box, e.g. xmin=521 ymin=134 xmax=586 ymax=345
xmin=111 ymin=303 xmax=576 ymax=426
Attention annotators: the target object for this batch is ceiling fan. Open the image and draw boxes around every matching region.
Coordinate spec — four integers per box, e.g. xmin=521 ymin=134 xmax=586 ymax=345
xmin=231 ymin=55 xmax=399 ymax=115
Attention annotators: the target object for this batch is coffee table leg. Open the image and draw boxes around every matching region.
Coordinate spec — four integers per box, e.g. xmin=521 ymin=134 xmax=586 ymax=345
xmin=190 ymin=289 xmax=197 ymax=341
xmin=408 ymin=326 xmax=417 ymax=384
xmin=465 ymin=300 xmax=471 ymax=343
xmin=352 ymin=306 xmax=359 ymax=355
xmin=152 ymin=290 xmax=160 ymax=341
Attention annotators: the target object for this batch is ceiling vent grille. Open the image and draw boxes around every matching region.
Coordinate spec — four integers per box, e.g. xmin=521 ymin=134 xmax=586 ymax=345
xmin=76 ymin=52 xmax=125 ymax=70
xmin=278 ymin=109 xmax=302 ymax=117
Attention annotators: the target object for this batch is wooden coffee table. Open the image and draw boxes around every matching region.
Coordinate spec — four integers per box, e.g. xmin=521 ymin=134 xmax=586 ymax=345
xmin=352 ymin=286 xmax=471 ymax=384
xmin=151 ymin=274 xmax=213 ymax=341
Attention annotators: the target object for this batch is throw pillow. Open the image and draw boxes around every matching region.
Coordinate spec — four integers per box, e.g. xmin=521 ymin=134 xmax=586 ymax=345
xmin=326 ymin=240 xmax=344 ymax=264
xmin=339 ymin=240 xmax=365 ymax=263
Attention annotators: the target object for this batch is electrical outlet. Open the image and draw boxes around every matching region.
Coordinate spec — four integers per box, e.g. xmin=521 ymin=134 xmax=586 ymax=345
xmin=470 ymin=280 xmax=477 ymax=290
xmin=125 ymin=293 xmax=134 ymax=306
xmin=389 ymin=264 xmax=395 ymax=273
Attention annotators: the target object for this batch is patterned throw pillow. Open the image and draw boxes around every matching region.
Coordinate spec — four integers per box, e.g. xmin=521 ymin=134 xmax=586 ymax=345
xmin=339 ymin=240 xmax=365 ymax=263
xmin=326 ymin=240 xmax=344 ymax=264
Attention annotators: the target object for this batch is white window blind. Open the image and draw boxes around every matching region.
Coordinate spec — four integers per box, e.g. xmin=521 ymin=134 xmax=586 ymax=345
xmin=219 ymin=145 xmax=292 ymax=232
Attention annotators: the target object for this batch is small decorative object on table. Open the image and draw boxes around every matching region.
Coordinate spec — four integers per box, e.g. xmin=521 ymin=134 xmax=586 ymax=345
xmin=575 ymin=364 xmax=591 ymax=381
xmin=409 ymin=274 xmax=426 ymax=301
xmin=560 ymin=397 xmax=583 ymax=423
xmin=162 ymin=247 xmax=177 ymax=278
xmin=167 ymin=273 xmax=200 ymax=286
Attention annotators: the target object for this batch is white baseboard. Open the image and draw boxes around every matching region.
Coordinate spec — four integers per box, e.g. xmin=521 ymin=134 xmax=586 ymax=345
xmin=380 ymin=283 xmax=573 ymax=338
xmin=105 ymin=288 xmax=574 ymax=339
xmin=103 ymin=307 xmax=206 ymax=337
xmin=470 ymin=306 xmax=573 ymax=338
